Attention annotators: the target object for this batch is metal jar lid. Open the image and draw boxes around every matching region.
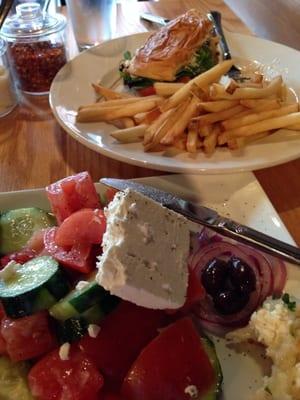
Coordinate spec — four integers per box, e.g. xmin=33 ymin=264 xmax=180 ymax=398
xmin=0 ymin=2 xmax=66 ymax=40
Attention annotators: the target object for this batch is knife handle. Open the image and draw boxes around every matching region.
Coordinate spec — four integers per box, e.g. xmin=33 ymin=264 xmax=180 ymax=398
xmin=218 ymin=219 xmax=300 ymax=265
xmin=209 ymin=10 xmax=232 ymax=60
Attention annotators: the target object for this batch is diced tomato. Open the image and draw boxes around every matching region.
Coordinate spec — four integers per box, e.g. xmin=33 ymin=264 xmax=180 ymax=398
xmin=0 ymin=248 xmax=36 ymax=268
xmin=28 ymin=347 xmax=104 ymax=400
xmin=177 ymin=76 xmax=191 ymax=83
xmin=137 ymin=86 xmax=156 ymax=96
xmin=1 ymin=311 xmax=57 ymax=362
xmin=180 ymin=267 xmax=205 ymax=313
xmin=44 ymin=227 xmax=94 ymax=273
xmin=78 ymin=301 xmax=167 ymax=391
xmin=46 ymin=172 xmax=100 ymax=224
xmin=55 ymin=209 xmax=106 ymax=247
xmin=122 ymin=317 xmax=216 ymax=400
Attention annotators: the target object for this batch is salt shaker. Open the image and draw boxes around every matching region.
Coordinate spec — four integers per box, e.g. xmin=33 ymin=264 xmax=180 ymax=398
xmin=0 ymin=38 xmax=17 ymax=117
xmin=1 ymin=2 xmax=67 ymax=95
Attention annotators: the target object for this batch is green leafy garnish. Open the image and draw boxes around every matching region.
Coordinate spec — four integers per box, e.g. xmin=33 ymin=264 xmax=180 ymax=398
xmin=265 ymin=386 xmax=272 ymax=395
xmin=120 ymin=70 xmax=154 ymax=89
xmin=282 ymin=293 xmax=296 ymax=312
xmin=176 ymin=44 xmax=215 ymax=79
xmin=123 ymin=50 xmax=132 ymax=60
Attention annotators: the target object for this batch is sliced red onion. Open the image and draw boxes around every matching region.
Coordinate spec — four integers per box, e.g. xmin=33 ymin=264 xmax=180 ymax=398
xmin=189 ymin=235 xmax=287 ymax=335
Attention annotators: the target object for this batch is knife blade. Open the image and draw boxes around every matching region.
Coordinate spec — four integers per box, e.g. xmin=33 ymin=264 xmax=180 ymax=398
xmin=100 ymin=178 xmax=300 ymax=265
xmin=140 ymin=12 xmax=170 ymax=26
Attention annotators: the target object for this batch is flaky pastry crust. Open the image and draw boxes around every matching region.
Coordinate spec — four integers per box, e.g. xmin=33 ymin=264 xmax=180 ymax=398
xmin=128 ymin=9 xmax=213 ymax=82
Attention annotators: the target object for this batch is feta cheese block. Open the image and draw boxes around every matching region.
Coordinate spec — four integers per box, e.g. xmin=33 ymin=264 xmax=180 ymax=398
xmin=96 ymin=189 xmax=190 ymax=309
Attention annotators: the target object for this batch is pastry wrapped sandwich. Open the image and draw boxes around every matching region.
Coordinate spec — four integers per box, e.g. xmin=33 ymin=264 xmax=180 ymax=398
xmin=120 ymin=9 xmax=219 ymax=89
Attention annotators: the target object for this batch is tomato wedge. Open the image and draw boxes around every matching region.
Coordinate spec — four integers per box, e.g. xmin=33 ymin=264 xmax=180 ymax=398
xmin=121 ymin=317 xmax=216 ymax=400
xmin=46 ymin=172 xmax=100 ymax=224
xmin=1 ymin=311 xmax=57 ymax=362
xmin=0 ymin=248 xmax=36 ymax=268
xmin=55 ymin=209 xmax=106 ymax=247
xmin=28 ymin=347 xmax=104 ymax=400
xmin=44 ymin=227 xmax=94 ymax=273
xmin=137 ymin=86 xmax=156 ymax=96
xmin=78 ymin=301 xmax=167 ymax=391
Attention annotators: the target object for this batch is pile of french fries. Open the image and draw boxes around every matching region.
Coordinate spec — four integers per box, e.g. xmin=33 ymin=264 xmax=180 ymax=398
xmin=76 ymin=60 xmax=300 ymax=155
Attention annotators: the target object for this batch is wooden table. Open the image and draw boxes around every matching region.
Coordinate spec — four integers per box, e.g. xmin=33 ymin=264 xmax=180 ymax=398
xmin=0 ymin=0 xmax=299 ymax=245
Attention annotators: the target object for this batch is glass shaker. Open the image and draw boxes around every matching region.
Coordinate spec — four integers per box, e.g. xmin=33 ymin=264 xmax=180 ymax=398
xmin=1 ymin=2 xmax=67 ymax=95
xmin=0 ymin=38 xmax=17 ymax=117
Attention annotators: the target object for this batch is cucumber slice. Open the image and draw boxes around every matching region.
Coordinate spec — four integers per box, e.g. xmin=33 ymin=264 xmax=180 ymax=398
xmin=56 ymin=303 xmax=106 ymax=343
xmin=0 ymin=256 xmax=70 ymax=318
xmin=0 ymin=207 xmax=56 ymax=254
xmin=50 ymin=274 xmax=110 ymax=320
xmin=0 ymin=356 xmax=34 ymax=400
xmin=201 ymin=337 xmax=223 ymax=400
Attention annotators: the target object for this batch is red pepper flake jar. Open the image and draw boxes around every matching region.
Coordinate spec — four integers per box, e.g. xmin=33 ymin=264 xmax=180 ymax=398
xmin=1 ymin=2 xmax=67 ymax=95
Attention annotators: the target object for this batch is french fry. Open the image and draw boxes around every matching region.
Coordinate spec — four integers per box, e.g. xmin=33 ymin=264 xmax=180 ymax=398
xmin=223 ymin=111 xmax=300 ymax=139
xmin=186 ymin=122 xmax=198 ymax=153
xmin=229 ymin=100 xmax=281 ymax=119
xmin=161 ymin=60 xmax=234 ymax=111
xmin=194 ymin=105 xmax=245 ymax=126
xmin=210 ymin=76 xmax=283 ymax=100
xmin=123 ymin=118 xmax=135 ymax=128
xmin=173 ymin=136 xmax=187 ymax=151
xmin=154 ymin=82 xmax=185 ymax=96
xmin=76 ymin=99 xmax=159 ymax=123
xmin=199 ymin=100 xmax=239 ymax=113
xmin=110 ymin=124 xmax=147 ymax=143
xmin=79 ymin=95 xmax=163 ymax=110
xmin=161 ymin=97 xmax=199 ymax=144
xmin=235 ymin=131 xmax=271 ymax=148
xmin=92 ymin=83 xmax=131 ymax=99
xmin=203 ymin=129 xmax=218 ymax=156
xmin=285 ymin=123 xmax=300 ymax=130
xmin=239 ymin=98 xmax=279 ymax=109
xmin=222 ymin=103 xmax=298 ymax=130
xmin=137 ymin=108 xmax=161 ymax=125
xmin=143 ymin=108 xmax=174 ymax=145
xmin=199 ymin=124 xmax=213 ymax=138
xmin=225 ymin=78 xmax=239 ymax=94
xmin=145 ymin=101 xmax=189 ymax=151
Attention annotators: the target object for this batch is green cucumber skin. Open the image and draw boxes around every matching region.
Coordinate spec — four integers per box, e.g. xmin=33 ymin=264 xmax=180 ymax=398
xmin=200 ymin=337 xmax=223 ymax=400
xmin=0 ymin=256 xmax=70 ymax=318
xmin=0 ymin=208 xmax=56 ymax=254
xmin=69 ymin=282 xmax=108 ymax=313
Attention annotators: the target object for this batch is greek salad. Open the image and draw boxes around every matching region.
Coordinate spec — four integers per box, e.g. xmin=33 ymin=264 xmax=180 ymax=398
xmin=0 ymin=172 xmax=287 ymax=400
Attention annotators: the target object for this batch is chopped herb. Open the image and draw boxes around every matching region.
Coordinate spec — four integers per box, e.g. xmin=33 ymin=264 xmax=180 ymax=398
xmin=282 ymin=293 xmax=296 ymax=312
xmin=265 ymin=386 xmax=272 ymax=395
xmin=123 ymin=50 xmax=132 ymax=60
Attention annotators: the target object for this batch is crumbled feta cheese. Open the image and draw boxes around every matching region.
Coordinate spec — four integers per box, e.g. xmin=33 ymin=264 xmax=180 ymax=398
xmin=87 ymin=324 xmax=101 ymax=338
xmin=75 ymin=280 xmax=89 ymax=291
xmin=184 ymin=385 xmax=199 ymax=398
xmin=228 ymin=296 xmax=300 ymax=400
xmin=96 ymin=189 xmax=189 ymax=309
xmin=59 ymin=342 xmax=70 ymax=361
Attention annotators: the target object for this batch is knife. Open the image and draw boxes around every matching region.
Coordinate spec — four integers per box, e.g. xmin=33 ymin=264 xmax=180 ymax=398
xmin=140 ymin=12 xmax=170 ymax=26
xmin=100 ymin=178 xmax=300 ymax=266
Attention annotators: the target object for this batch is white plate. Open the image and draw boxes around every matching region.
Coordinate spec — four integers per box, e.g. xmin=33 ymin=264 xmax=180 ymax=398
xmin=0 ymin=173 xmax=299 ymax=399
xmin=50 ymin=32 xmax=300 ymax=174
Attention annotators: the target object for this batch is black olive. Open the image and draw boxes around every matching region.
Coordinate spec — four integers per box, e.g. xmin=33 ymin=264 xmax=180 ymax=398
xmin=213 ymin=290 xmax=249 ymax=315
xmin=201 ymin=258 xmax=228 ymax=296
xmin=228 ymin=257 xmax=256 ymax=295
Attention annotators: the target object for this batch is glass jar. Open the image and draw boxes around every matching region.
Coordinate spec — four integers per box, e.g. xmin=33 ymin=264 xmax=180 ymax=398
xmin=0 ymin=38 xmax=17 ymax=117
xmin=1 ymin=2 xmax=67 ymax=95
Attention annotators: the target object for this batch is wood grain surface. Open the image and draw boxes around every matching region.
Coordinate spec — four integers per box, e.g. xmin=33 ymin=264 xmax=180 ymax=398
xmin=0 ymin=0 xmax=299 ymax=244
